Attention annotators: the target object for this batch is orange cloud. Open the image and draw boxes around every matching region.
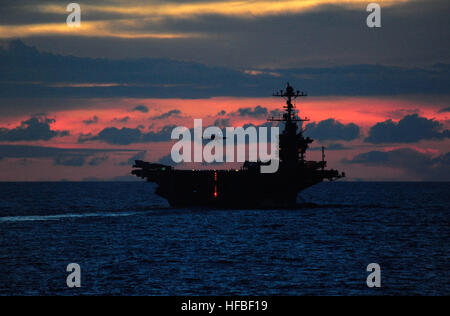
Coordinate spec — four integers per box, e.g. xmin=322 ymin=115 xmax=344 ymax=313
xmin=0 ymin=21 xmax=202 ymax=39
xmin=1 ymin=0 xmax=412 ymax=38
xmin=40 ymin=1 xmax=409 ymax=18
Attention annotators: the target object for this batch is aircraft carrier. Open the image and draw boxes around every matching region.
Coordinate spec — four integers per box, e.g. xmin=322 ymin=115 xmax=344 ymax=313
xmin=132 ymin=83 xmax=345 ymax=207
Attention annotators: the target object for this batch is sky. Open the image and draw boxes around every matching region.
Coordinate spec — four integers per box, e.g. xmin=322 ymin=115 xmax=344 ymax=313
xmin=0 ymin=0 xmax=449 ymax=181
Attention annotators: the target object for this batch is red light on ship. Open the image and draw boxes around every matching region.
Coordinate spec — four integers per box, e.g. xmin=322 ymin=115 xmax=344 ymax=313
xmin=214 ymin=172 xmax=218 ymax=198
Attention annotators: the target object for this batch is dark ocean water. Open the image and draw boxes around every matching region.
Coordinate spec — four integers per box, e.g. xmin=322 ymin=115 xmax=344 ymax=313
xmin=0 ymin=182 xmax=448 ymax=296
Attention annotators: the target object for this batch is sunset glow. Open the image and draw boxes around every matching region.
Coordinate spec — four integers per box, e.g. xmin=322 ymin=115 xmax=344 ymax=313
xmin=0 ymin=0 xmax=448 ymax=181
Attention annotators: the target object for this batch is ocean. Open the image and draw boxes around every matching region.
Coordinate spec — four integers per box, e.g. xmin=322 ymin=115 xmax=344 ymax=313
xmin=0 ymin=182 xmax=448 ymax=295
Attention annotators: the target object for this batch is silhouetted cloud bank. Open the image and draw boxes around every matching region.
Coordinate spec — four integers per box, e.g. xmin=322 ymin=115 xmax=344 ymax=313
xmin=365 ymin=114 xmax=450 ymax=144
xmin=305 ymin=119 xmax=360 ymax=141
xmin=344 ymin=148 xmax=450 ymax=181
xmin=0 ymin=117 xmax=69 ymax=142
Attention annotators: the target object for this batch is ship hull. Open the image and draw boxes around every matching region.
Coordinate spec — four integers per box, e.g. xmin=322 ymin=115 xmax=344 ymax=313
xmin=142 ymin=169 xmax=330 ymax=208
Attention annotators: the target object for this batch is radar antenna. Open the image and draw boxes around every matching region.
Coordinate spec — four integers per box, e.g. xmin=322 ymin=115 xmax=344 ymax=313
xmin=269 ymin=82 xmax=309 ymax=123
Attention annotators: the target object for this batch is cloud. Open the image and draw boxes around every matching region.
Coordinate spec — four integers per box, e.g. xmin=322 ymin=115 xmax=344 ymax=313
xmin=269 ymin=109 xmax=284 ymax=118
xmin=54 ymin=154 xmax=109 ymax=167
xmin=386 ymin=109 xmax=420 ymax=119
xmin=3 ymin=0 xmax=448 ymax=73
xmin=0 ymin=116 xmax=69 ymax=142
xmin=212 ymin=121 xmax=281 ymax=143
xmin=438 ymin=107 xmax=450 ymax=113
xmin=1 ymin=41 xmax=449 ymax=101
xmin=150 ymin=109 xmax=181 ymax=120
xmin=344 ymin=148 xmax=450 ymax=181
xmin=235 ymin=106 xmax=268 ymax=118
xmin=83 ymin=115 xmax=99 ymax=125
xmin=79 ymin=127 xmax=142 ymax=145
xmin=309 ymin=143 xmax=351 ymax=151
xmin=365 ymin=114 xmax=450 ymax=144
xmin=54 ymin=156 xmax=86 ymax=167
xmin=88 ymin=155 xmax=109 ymax=166
xmin=0 ymin=145 xmax=137 ymax=163
xmin=304 ymin=119 xmax=360 ymax=141
xmin=119 ymin=151 xmax=147 ymax=166
xmin=79 ymin=125 xmax=176 ymax=145
xmin=132 ymin=105 xmax=149 ymax=113
xmin=142 ymin=125 xmax=178 ymax=142
xmin=112 ymin=116 xmax=130 ymax=123
xmin=157 ymin=153 xmax=176 ymax=166
xmin=216 ymin=106 xmax=279 ymax=121
xmin=213 ymin=118 xmax=231 ymax=128
xmin=220 ymin=105 xmax=271 ymax=119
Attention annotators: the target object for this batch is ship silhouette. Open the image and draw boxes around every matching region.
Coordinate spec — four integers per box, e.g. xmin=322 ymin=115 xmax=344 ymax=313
xmin=132 ymin=83 xmax=345 ymax=207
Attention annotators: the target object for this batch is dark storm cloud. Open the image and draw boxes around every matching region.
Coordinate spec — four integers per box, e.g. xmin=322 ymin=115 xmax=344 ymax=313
xmin=438 ymin=107 xmax=450 ymax=113
xmin=304 ymin=119 xmax=360 ymax=141
xmin=132 ymin=105 xmax=149 ymax=113
xmin=79 ymin=125 xmax=176 ymax=145
xmin=0 ymin=40 xmax=449 ymax=101
xmin=0 ymin=116 xmax=69 ymax=142
xmin=150 ymin=110 xmax=182 ymax=120
xmin=365 ymin=114 xmax=450 ymax=144
xmin=83 ymin=115 xmax=99 ymax=125
xmin=344 ymin=148 xmax=450 ymax=181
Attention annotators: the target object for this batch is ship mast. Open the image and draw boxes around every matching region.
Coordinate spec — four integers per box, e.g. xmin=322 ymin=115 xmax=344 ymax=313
xmin=270 ymin=82 xmax=308 ymax=124
xmin=269 ymin=83 xmax=311 ymax=168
